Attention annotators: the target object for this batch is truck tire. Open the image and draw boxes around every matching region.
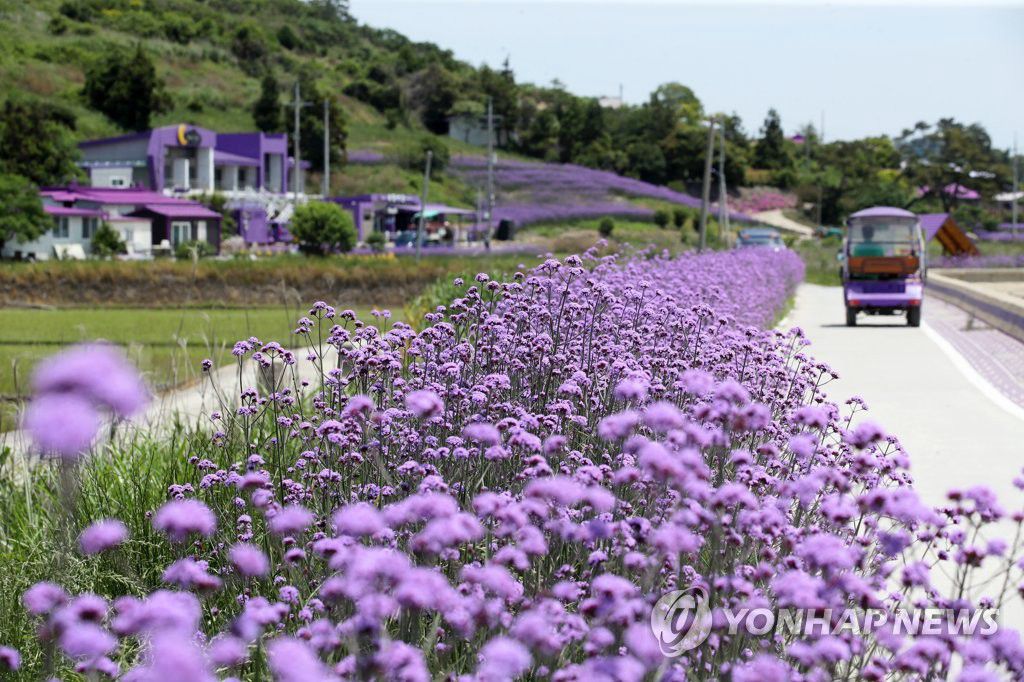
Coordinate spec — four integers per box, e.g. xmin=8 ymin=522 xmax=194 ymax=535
xmin=907 ymin=306 xmax=921 ymax=327
xmin=846 ymin=306 xmax=857 ymax=327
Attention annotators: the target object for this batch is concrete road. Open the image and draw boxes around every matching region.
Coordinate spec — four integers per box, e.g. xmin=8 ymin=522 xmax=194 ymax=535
xmin=787 ymin=284 xmax=1024 ymax=626
xmin=785 ymin=284 xmax=1024 ymax=509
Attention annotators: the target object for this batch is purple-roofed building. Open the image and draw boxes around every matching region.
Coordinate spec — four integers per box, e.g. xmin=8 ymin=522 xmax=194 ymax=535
xmin=78 ymin=124 xmax=293 ymax=195
xmin=0 ymin=185 xmax=223 ymax=260
xmin=75 ymin=124 xmax=304 ymax=246
xmin=329 ymin=194 xmax=479 ymax=245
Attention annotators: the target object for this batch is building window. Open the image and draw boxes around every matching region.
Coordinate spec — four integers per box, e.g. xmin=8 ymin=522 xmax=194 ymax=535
xmin=111 ymin=178 xmax=125 ymax=187
xmin=82 ymin=217 xmax=98 ymax=239
xmin=52 ymin=216 xmax=69 ymax=239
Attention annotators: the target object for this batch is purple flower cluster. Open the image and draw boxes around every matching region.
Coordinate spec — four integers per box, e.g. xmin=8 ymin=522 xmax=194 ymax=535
xmin=22 ymin=344 xmax=148 ymax=459
xmin=729 ymin=189 xmax=795 ymax=215
xmin=13 ymin=246 xmax=1024 ymax=679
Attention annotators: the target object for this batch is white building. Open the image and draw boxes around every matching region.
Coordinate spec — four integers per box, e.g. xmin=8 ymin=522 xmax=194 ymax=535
xmin=0 ymin=204 xmax=152 ymax=261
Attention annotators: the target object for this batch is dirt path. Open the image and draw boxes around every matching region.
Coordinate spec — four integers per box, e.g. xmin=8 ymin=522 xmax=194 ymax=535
xmin=752 ymin=209 xmax=815 ymax=237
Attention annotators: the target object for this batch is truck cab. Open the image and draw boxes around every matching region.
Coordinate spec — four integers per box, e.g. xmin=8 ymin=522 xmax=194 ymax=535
xmin=843 ymin=207 xmax=926 ymax=327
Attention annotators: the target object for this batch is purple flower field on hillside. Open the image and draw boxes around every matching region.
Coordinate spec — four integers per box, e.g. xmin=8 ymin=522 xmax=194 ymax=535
xmin=451 ymin=157 xmax=753 ymax=227
xmin=8 ymin=247 xmax=1024 ymax=680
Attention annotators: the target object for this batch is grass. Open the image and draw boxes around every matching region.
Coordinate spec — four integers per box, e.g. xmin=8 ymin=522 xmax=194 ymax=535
xmin=0 ymin=252 xmax=542 ymax=308
xmin=0 ymin=434 xmax=194 ymax=678
xmin=0 ymin=306 xmax=342 ymax=431
xmin=794 ymin=237 xmax=842 ymax=286
xmin=519 ymin=217 xmax=727 ymax=255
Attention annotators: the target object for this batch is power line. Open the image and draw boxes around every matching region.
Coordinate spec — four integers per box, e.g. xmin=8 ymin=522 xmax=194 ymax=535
xmin=415 ymin=150 xmax=433 ymax=261
xmin=698 ymin=116 xmax=717 ymax=252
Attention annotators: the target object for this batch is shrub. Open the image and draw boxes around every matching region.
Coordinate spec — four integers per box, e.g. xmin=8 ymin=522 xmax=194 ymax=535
xmin=231 ymin=24 xmax=271 ymax=75
xmin=174 ymin=239 xmax=215 ymax=260
xmin=289 ymin=201 xmax=357 ymax=255
xmin=653 ymin=209 xmax=669 ymax=229
xmin=397 ymin=136 xmax=450 ymax=176
xmin=89 ymin=222 xmax=126 ymax=258
xmin=598 ymin=217 xmax=614 ymax=237
xmin=276 ymin=24 xmax=299 ymax=50
xmin=672 ymin=207 xmax=686 ymax=228
xmin=365 ymin=230 xmax=387 ymax=252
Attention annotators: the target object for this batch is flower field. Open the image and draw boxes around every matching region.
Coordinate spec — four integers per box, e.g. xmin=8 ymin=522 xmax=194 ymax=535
xmin=450 ymin=157 xmax=754 ymax=228
xmin=4 ymin=246 xmax=1024 ymax=680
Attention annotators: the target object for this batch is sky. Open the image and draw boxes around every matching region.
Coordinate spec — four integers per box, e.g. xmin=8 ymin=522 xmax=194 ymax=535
xmin=350 ymin=0 xmax=1024 ymax=149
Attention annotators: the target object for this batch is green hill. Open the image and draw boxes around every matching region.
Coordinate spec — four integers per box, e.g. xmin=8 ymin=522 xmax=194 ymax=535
xmin=0 ymin=0 xmax=447 ymax=141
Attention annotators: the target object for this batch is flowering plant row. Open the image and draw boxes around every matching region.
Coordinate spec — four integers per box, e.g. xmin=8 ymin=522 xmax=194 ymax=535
xmin=8 ymin=246 xmax=1024 ymax=680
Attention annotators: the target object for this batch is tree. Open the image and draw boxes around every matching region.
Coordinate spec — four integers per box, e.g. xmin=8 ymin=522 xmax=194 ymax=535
xmin=753 ymin=108 xmax=790 ymax=170
xmin=519 ymin=108 xmax=560 ymax=161
xmin=297 ymin=72 xmax=348 ymax=173
xmin=276 ymin=25 xmax=299 ymax=51
xmin=0 ymin=99 xmax=81 ymax=185
xmin=651 ymin=82 xmax=704 ymax=127
xmin=83 ymin=44 xmax=167 ymax=131
xmin=91 ymin=222 xmax=127 ymax=258
xmin=897 ymin=118 xmax=1008 ymax=211
xmin=653 ymin=209 xmax=670 ymax=229
xmin=0 ymin=174 xmax=49 ymax=254
xmin=598 ymin=217 xmax=614 ymax=237
xmin=290 ymin=202 xmax=356 ymax=255
xmin=252 ymin=73 xmax=282 ymax=133
xmin=397 ymin=136 xmax=450 ymax=176
xmin=479 ymin=61 xmax=518 ymax=144
xmin=413 ymin=64 xmax=458 ymax=134
xmin=231 ymin=24 xmax=271 ymax=76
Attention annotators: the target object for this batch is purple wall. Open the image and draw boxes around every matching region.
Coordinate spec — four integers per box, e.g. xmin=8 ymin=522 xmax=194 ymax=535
xmin=217 ymin=133 xmax=290 ymax=193
xmin=236 ymin=206 xmax=271 ymax=244
xmin=79 ymin=125 xmax=291 ymax=194
xmin=144 ymin=126 xmax=217 ymax=192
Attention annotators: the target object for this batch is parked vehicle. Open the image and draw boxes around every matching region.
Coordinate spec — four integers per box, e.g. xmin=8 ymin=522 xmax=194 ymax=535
xmin=842 ymin=207 xmax=926 ymax=327
xmin=737 ymin=227 xmax=784 ymax=250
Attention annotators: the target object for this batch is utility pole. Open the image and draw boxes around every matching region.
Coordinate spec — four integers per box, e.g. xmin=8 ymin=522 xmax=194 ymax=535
xmin=698 ymin=117 xmax=717 ymax=252
xmin=291 ymin=82 xmax=309 ymax=198
xmin=415 ymin=150 xmax=433 ymax=261
xmin=322 ymin=99 xmax=330 ymax=197
xmin=717 ymin=126 xmax=728 ymax=239
xmin=1007 ymin=133 xmax=1015 ymax=238
xmin=476 ymin=189 xmax=483 ymax=246
xmin=484 ymin=96 xmax=495 ymax=249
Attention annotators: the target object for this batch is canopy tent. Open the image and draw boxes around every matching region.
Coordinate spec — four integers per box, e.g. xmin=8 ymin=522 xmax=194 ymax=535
xmin=918 ymin=213 xmax=979 ymax=256
xmin=850 ymin=206 xmax=917 ymax=220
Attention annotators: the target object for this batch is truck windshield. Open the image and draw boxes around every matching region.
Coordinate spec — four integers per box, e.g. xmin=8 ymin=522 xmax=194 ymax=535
xmin=848 ymin=220 xmax=917 ymax=257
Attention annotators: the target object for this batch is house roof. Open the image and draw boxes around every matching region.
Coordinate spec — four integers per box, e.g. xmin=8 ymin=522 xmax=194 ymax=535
xmin=135 ymin=203 xmax=222 ymax=219
xmin=43 ymin=205 xmax=105 ymax=218
xmin=414 ymin=203 xmax=476 ymax=217
xmin=849 ymin=206 xmax=917 ymax=220
xmin=215 ymin=150 xmax=260 ymax=167
xmin=41 ymin=187 xmax=190 ymax=205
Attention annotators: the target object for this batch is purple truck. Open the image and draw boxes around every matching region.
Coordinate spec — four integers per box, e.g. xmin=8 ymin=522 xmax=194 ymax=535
xmin=842 ymin=207 xmax=927 ymax=328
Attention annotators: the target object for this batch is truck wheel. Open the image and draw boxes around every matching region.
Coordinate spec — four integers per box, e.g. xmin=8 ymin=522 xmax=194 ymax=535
xmin=907 ymin=306 xmax=921 ymax=327
xmin=846 ymin=306 xmax=857 ymax=327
